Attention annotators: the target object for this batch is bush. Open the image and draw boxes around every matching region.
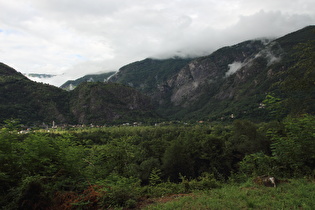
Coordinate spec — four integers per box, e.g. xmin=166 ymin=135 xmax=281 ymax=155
xmin=6 ymin=176 xmax=51 ymax=210
xmin=97 ymin=174 xmax=141 ymax=208
xmin=52 ymin=185 xmax=103 ymax=210
xmin=269 ymin=114 xmax=315 ymax=177
xmin=239 ymin=152 xmax=280 ymax=177
xmin=186 ymin=173 xmax=221 ymax=191
xmin=142 ymin=181 xmax=183 ymax=197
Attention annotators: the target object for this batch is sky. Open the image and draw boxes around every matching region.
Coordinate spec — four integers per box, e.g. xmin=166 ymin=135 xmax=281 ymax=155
xmin=1 ymin=0 xmax=314 ymax=86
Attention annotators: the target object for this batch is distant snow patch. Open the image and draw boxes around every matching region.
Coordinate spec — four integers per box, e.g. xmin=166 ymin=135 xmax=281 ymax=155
xmin=226 ymin=61 xmax=243 ymax=77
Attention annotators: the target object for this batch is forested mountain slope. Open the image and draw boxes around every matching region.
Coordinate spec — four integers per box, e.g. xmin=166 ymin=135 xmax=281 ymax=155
xmin=0 ymin=26 xmax=314 ymax=125
xmin=60 ymin=71 xmax=116 ymax=90
xmin=0 ymin=64 xmax=155 ymax=125
xmin=69 ymin=82 xmax=157 ymax=124
xmin=109 ymin=26 xmax=315 ymax=121
xmin=0 ymin=63 xmax=71 ymax=124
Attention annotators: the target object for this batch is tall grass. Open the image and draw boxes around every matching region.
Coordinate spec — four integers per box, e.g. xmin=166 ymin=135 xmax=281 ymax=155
xmin=145 ymin=179 xmax=315 ymax=209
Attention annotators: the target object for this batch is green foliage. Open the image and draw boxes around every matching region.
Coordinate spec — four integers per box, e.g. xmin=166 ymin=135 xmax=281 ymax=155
xmin=139 ymin=158 xmax=161 ymax=184
xmin=227 ymin=120 xmax=270 ymax=162
xmin=1 ymin=119 xmax=22 ymax=131
xmin=7 ymin=175 xmax=51 ymax=210
xmin=142 ymin=180 xmax=184 ymax=198
xmin=0 ymin=127 xmax=21 ymax=201
xmin=149 ymin=168 xmax=162 ymax=186
xmin=186 ymin=172 xmax=221 ymax=191
xmin=97 ymin=174 xmax=141 ymax=208
xmin=145 ymin=179 xmax=315 ymax=210
xmin=269 ymin=114 xmax=315 ymax=176
xmin=239 ymin=152 xmax=280 ymax=177
xmin=0 ymin=116 xmax=314 ymax=208
xmin=162 ymin=139 xmax=195 ymax=181
xmin=19 ymin=134 xmax=59 ymax=176
xmin=237 ymin=114 xmax=315 ymax=178
xmin=263 ymin=94 xmax=287 ymax=120
xmin=284 ymin=41 xmax=315 ymax=92
xmin=277 ymin=40 xmax=315 ymax=116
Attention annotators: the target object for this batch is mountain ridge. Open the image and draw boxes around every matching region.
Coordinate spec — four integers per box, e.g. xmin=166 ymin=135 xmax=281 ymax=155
xmin=0 ymin=64 xmax=156 ymax=125
xmin=0 ymin=25 xmax=314 ymax=125
xmin=60 ymin=71 xmax=116 ymax=90
xmin=108 ymin=25 xmax=315 ymax=121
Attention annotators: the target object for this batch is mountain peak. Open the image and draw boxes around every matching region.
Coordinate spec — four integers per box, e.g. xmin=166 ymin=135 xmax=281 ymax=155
xmin=1 ymin=26 xmax=314 ymax=124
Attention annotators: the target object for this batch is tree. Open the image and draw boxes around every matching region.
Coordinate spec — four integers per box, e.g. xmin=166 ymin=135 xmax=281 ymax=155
xmin=162 ymin=139 xmax=194 ymax=182
xmin=263 ymin=94 xmax=286 ymax=121
xmin=228 ymin=120 xmax=270 ymax=157
xmin=0 ymin=124 xmax=21 ymax=200
xmin=269 ymin=114 xmax=315 ymax=176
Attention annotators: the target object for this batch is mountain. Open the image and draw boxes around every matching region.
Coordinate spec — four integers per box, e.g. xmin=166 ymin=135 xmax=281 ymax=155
xmin=60 ymin=71 xmax=116 ymax=90
xmin=0 ymin=63 xmax=71 ymax=124
xmin=0 ymin=64 xmax=155 ymax=125
xmin=108 ymin=57 xmax=192 ymax=95
xmin=69 ymin=82 xmax=157 ymax=124
xmin=109 ymin=26 xmax=315 ymax=121
xmin=1 ymin=26 xmax=314 ymax=125
xmin=60 ymin=57 xmax=192 ymax=93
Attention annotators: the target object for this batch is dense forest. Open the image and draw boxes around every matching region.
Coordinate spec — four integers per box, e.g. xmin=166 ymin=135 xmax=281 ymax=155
xmin=1 ymin=113 xmax=314 ymax=209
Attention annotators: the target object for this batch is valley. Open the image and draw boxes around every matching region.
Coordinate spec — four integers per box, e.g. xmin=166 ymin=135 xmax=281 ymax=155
xmin=0 ymin=26 xmax=314 ymax=209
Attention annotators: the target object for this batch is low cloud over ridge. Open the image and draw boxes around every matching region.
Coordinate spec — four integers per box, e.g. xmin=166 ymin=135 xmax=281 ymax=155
xmin=0 ymin=0 xmax=314 ymax=86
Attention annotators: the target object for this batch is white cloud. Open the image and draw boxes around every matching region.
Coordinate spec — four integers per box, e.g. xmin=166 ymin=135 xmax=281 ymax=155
xmin=226 ymin=62 xmax=243 ymax=77
xmin=0 ymin=0 xmax=314 ymax=86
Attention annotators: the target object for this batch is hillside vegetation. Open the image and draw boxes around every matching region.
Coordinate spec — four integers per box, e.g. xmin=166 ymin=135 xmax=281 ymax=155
xmin=60 ymin=71 xmax=116 ymax=90
xmin=0 ymin=26 xmax=314 ymax=125
xmin=0 ymin=113 xmax=314 ymax=209
xmin=0 ymin=26 xmax=314 ymax=209
xmin=109 ymin=26 xmax=315 ymax=121
xmin=145 ymin=179 xmax=315 ymax=209
xmin=0 ymin=63 xmax=71 ymax=124
xmin=69 ymin=82 xmax=158 ymax=124
xmin=0 ymin=65 xmax=156 ymax=125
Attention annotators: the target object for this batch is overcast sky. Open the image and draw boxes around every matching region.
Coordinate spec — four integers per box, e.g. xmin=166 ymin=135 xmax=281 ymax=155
xmin=1 ymin=0 xmax=314 ymax=86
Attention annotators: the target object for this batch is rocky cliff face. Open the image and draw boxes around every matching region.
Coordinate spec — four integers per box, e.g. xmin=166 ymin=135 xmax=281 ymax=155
xmin=69 ymin=82 xmax=155 ymax=124
xmin=167 ymin=40 xmax=268 ymax=107
xmin=110 ymin=26 xmax=315 ymax=120
xmin=214 ymin=41 xmax=283 ymax=101
xmin=111 ymin=40 xmax=271 ymax=113
xmin=108 ymin=57 xmax=192 ymax=105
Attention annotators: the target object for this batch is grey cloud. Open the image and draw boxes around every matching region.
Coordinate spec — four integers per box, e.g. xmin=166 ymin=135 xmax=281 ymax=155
xmin=0 ymin=0 xmax=314 ymax=86
xmin=153 ymin=10 xmax=315 ymax=60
